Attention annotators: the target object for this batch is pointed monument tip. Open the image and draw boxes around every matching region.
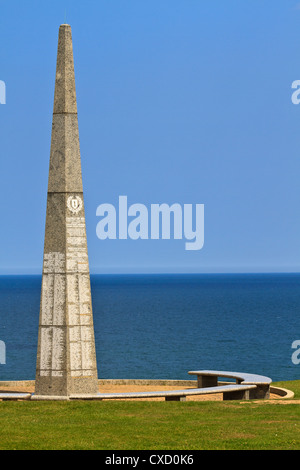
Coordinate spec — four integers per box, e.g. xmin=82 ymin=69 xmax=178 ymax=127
xmin=54 ymin=22 xmax=77 ymax=115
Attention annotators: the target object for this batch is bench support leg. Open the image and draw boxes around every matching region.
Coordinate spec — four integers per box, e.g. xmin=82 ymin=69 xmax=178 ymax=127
xmin=165 ymin=396 xmax=186 ymax=402
xmin=197 ymin=376 xmax=218 ymax=388
xmin=223 ymin=390 xmax=250 ymax=401
xmin=249 ymin=385 xmax=270 ymax=400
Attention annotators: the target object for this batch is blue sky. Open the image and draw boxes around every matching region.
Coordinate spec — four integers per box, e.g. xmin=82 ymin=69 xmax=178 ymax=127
xmin=1 ymin=0 xmax=300 ymax=274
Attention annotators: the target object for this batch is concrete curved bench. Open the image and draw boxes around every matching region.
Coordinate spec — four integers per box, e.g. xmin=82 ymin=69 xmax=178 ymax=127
xmin=0 ymin=371 xmax=272 ymax=402
xmin=69 ymin=383 xmax=257 ymax=402
xmin=188 ymin=370 xmax=272 ymax=399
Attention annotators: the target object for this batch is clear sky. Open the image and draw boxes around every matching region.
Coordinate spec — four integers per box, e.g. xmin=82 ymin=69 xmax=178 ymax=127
xmin=1 ymin=0 xmax=300 ymax=274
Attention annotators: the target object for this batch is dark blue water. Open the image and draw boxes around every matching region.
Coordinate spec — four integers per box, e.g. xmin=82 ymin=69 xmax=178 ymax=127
xmin=0 ymin=274 xmax=299 ymax=382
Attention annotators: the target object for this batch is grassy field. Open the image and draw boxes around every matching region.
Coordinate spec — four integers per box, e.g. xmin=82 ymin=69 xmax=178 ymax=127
xmin=0 ymin=381 xmax=299 ymax=450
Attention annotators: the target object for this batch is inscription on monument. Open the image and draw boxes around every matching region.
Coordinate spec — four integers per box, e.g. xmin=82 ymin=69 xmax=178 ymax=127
xmin=66 ymin=216 xmax=89 ymax=274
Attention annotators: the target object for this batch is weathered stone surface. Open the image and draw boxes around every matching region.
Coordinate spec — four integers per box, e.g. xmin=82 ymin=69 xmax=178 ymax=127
xmin=53 ymin=24 xmax=77 ymax=114
xmin=48 ymin=115 xmax=83 ymax=193
xmin=35 ymin=24 xmax=98 ymax=398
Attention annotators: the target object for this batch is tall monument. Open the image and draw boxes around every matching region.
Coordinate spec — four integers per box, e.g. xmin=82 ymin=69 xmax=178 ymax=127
xmin=34 ymin=24 xmax=98 ymax=398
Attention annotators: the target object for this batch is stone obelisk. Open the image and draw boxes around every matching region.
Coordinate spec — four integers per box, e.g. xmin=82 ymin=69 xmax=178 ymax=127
xmin=34 ymin=24 xmax=98 ymax=398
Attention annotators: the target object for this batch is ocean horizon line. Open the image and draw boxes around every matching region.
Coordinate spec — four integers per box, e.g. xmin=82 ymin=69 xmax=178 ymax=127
xmin=0 ymin=271 xmax=300 ymax=277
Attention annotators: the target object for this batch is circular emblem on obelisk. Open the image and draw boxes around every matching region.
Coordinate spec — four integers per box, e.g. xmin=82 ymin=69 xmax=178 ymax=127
xmin=67 ymin=195 xmax=83 ymax=214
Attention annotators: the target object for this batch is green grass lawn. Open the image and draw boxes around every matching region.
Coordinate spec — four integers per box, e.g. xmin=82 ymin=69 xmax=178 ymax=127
xmin=0 ymin=381 xmax=299 ymax=450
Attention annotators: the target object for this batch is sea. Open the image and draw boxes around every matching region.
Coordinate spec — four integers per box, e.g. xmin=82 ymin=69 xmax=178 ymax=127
xmin=0 ymin=273 xmax=299 ymax=383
